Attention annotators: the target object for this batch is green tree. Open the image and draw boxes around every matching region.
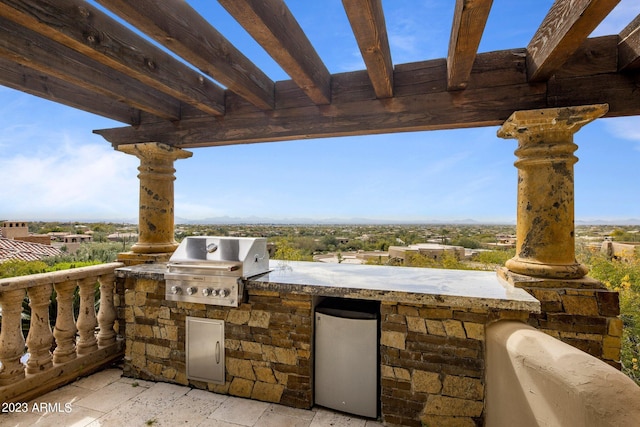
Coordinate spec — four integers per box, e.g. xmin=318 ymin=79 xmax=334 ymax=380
xmin=273 ymin=239 xmax=311 ymax=261
xmin=451 ymin=237 xmax=481 ymax=249
xmin=475 ymin=249 xmax=515 ymax=268
xmin=580 ymin=248 xmax=640 ymax=384
xmin=404 ymin=252 xmax=438 ymax=268
xmin=321 ymin=235 xmax=338 ymax=250
xmin=610 ymin=229 xmax=626 ymax=240
xmin=0 ymin=260 xmax=48 ymax=278
xmin=440 ymin=251 xmax=467 ymax=270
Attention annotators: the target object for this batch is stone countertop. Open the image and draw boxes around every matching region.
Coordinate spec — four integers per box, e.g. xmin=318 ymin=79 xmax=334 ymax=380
xmin=253 ymin=261 xmax=539 ymax=312
xmin=115 ymin=262 xmax=167 ymax=280
xmin=116 ymin=260 xmax=540 ymax=312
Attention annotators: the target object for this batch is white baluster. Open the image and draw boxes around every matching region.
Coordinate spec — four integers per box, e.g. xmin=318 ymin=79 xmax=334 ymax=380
xmin=53 ymin=280 xmax=77 ymax=364
xmin=97 ymin=273 xmax=117 ymax=347
xmin=76 ymin=277 xmax=98 ymax=356
xmin=0 ymin=289 xmax=26 ymax=385
xmin=25 ymin=284 xmax=54 ymax=374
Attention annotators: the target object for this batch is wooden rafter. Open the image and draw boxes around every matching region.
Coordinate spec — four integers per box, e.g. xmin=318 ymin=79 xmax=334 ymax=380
xmin=619 ymin=14 xmax=640 ymax=70
xmin=527 ymin=0 xmax=620 ymax=82
xmin=0 ymin=0 xmax=638 ymax=147
xmin=0 ymin=16 xmax=182 ymax=121
xmin=0 ymin=0 xmax=225 ymax=117
xmin=447 ymin=0 xmax=493 ymax=90
xmin=217 ymin=0 xmax=331 ymax=105
xmin=0 ymin=57 xmax=140 ymax=124
xmin=342 ymin=0 xmax=393 ymax=98
xmin=96 ymin=0 xmax=274 ymax=110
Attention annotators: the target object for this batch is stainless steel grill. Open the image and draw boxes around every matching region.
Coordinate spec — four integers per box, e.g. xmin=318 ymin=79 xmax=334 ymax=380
xmin=165 ymin=236 xmax=269 ymax=307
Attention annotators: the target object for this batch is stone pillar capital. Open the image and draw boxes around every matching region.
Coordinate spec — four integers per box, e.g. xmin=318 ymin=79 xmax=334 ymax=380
xmin=497 ymin=104 xmax=609 ymax=140
xmin=117 ymin=142 xmax=192 ymax=255
xmin=498 ymin=105 xmax=607 ymax=279
xmin=117 ymin=142 xmax=193 ymax=162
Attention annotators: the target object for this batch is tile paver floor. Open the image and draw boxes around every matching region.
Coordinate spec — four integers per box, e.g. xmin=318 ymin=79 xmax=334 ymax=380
xmin=0 ymin=368 xmax=385 ymax=427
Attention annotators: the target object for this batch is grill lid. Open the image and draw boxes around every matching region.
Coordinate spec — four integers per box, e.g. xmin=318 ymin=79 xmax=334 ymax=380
xmin=167 ymin=236 xmax=269 ymax=278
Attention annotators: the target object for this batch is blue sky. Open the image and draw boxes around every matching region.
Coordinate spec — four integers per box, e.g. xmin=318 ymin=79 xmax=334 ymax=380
xmin=1 ymin=0 xmax=639 ymax=223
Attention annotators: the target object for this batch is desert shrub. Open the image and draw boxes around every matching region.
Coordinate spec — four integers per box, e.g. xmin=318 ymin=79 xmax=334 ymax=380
xmin=580 ymin=249 xmax=640 ymax=384
xmin=475 ymin=249 xmax=515 ymax=267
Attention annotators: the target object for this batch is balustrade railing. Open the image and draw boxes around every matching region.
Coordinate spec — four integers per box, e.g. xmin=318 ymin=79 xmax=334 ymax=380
xmin=0 ymin=262 xmax=124 ymax=403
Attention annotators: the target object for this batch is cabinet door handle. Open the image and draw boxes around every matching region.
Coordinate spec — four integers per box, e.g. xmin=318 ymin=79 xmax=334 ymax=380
xmin=215 ymin=341 xmax=221 ymax=364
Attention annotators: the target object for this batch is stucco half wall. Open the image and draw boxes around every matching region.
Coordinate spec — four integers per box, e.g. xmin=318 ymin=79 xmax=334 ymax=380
xmin=485 ymin=320 xmax=640 ymax=427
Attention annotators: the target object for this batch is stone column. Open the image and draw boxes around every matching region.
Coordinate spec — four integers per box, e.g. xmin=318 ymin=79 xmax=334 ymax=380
xmin=497 ymin=104 xmax=608 ymax=279
xmin=118 ymin=143 xmax=192 ymax=259
xmin=497 ymin=105 xmax=622 ymax=369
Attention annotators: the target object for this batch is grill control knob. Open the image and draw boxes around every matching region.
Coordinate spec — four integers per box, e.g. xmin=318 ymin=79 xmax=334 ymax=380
xmin=170 ymin=285 xmax=182 ymax=295
xmin=218 ymin=288 xmax=229 ymax=298
xmin=186 ymin=286 xmax=197 ymax=296
xmin=202 ymin=287 xmax=214 ymax=297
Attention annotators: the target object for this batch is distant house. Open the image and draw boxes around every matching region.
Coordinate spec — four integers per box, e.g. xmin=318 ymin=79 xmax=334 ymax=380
xmin=485 ymin=233 xmax=516 ymax=249
xmin=388 ymin=243 xmax=465 ymax=265
xmin=62 ymin=234 xmax=93 ymax=253
xmin=0 ymin=220 xmax=29 ymax=239
xmin=107 ymin=232 xmax=138 ymax=242
xmin=1 ymin=220 xmax=52 ymax=245
xmin=314 ymin=250 xmax=389 ymax=265
xmin=63 ymin=234 xmax=93 ymax=244
xmin=48 ymin=232 xmax=70 ymax=242
xmin=496 ymin=234 xmax=516 ymax=244
xmin=601 ymin=240 xmax=639 ymax=261
xmin=0 ymin=237 xmax=61 ymax=263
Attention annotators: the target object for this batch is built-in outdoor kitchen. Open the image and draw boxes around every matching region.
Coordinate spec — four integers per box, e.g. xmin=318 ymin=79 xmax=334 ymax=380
xmin=115 ymin=236 xmax=540 ymax=426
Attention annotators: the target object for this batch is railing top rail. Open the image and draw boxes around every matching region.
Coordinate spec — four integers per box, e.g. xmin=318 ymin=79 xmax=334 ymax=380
xmin=0 ymin=262 xmax=124 ymax=292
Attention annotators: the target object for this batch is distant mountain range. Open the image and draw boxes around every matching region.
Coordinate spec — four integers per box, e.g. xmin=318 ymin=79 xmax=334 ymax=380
xmin=575 ymin=219 xmax=640 ymax=226
xmin=20 ymin=216 xmax=640 ymax=226
xmin=174 ymin=216 xmax=493 ymax=225
xmin=173 ymin=216 xmax=640 ymax=226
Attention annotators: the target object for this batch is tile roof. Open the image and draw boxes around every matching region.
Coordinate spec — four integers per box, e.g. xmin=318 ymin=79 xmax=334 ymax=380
xmin=0 ymin=237 xmax=61 ymax=263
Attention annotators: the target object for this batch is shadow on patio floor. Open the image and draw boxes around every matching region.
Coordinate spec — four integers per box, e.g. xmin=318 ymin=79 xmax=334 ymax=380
xmin=0 ymin=367 xmax=384 ymax=427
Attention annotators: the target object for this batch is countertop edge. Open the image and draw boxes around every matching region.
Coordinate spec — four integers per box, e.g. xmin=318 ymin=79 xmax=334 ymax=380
xmin=246 ymin=279 xmax=540 ymax=312
xmin=116 ymin=262 xmax=541 ymax=313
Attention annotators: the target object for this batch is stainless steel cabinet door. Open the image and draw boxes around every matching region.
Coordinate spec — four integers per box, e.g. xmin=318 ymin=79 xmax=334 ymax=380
xmin=186 ymin=317 xmax=225 ymax=384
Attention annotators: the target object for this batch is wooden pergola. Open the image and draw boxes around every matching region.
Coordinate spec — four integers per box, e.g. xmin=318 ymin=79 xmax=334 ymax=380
xmin=0 ymin=0 xmax=638 ymax=149
xmin=1 ymin=4 xmax=637 ymax=421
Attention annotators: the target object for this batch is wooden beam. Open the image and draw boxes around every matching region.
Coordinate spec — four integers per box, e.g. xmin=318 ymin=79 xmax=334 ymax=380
xmin=0 ymin=0 xmax=225 ymax=116
xmin=554 ymin=36 xmax=618 ymax=78
xmin=342 ymin=0 xmax=393 ymax=98
xmin=447 ymin=0 xmax=493 ymax=90
xmin=527 ymin=0 xmax=620 ymax=82
xmin=96 ymin=44 xmax=640 ymax=148
xmin=96 ymin=0 xmax=274 ymax=110
xmin=94 ymin=49 xmax=545 ymax=147
xmin=548 ymin=71 xmax=640 ymax=116
xmin=0 ymin=16 xmax=182 ymax=121
xmin=217 ymin=0 xmax=330 ymax=105
xmin=619 ymin=14 xmax=640 ymax=70
xmin=0 ymin=58 xmax=140 ymax=124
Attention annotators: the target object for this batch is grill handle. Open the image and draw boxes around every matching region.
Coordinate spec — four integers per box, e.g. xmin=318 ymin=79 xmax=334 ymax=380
xmin=167 ymin=263 xmax=240 ymax=272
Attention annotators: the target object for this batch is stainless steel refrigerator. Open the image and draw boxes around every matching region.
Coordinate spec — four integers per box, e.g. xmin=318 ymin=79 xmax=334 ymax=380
xmin=314 ymin=298 xmax=379 ymax=418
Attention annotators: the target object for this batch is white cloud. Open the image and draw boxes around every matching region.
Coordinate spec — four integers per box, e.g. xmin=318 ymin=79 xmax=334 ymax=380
xmin=384 ymin=4 xmax=449 ymax=62
xmin=337 ymin=48 xmax=366 ymax=72
xmin=0 ymin=134 xmax=139 ymax=220
xmin=603 ymin=117 xmax=640 ymax=151
xmin=389 ymin=33 xmax=419 ymax=57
